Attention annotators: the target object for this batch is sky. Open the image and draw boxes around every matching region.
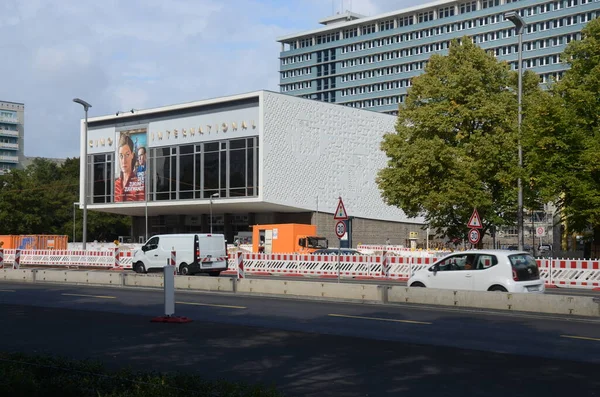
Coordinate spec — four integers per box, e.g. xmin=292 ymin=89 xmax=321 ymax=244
xmin=1 ymin=0 xmax=424 ymax=159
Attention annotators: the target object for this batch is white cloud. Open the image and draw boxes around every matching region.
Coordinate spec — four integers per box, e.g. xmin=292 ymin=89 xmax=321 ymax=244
xmin=0 ymin=0 xmax=423 ymax=158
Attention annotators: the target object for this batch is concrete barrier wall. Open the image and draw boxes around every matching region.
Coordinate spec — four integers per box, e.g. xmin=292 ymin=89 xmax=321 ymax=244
xmin=1 ymin=269 xmax=599 ymax=317
xmin=124 ymin=274 xmax=164 ymax=288
xmin=175 ymin=276 xmax=234 ymax=292
xmin=388 ymin=286 xmax=600 ymax=317
xmin=1 ymin=269 xmax=35 ymax=283
xmin=36 ymin=270 xmax=123 ymax=286
xmin=237 ymin=279 xmax=380 ymax=303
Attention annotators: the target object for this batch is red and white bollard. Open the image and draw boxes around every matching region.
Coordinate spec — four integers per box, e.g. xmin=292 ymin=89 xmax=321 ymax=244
xmin=114 ymin=247 xmax=121 ymax=269
xmin=13 ymin=249 xmax=21 ymax=270
xmin=237 ymin=251 xmax=244 ymax=279
xmin=170 ymin=250 xmax=177 ymax=275
xmin=0 ymin=248 xmax=4 ymax=269
xmin=381 ymin=251 xmax=389 ymax=279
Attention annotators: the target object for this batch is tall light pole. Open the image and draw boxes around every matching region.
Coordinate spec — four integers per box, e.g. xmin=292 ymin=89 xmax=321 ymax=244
xmin=504 ymin=11 xmax=526 ymax=251
xmin=210 ymin=192 xmax=219 ymax=233
xmin=73 ymin=98 xmax=92 ymax=250
xmin=73 ymin=202 xmax=80 ymax=244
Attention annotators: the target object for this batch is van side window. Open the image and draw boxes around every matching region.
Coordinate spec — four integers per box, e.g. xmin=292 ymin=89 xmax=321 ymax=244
xmin=145 ymin=237 xmax=159 ymax=251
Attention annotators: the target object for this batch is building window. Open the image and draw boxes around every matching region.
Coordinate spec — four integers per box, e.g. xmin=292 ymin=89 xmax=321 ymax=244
xmin=482 ymin=0 xmax=500 ymax=8
xmin=418 ymin=11 xmax=434 ymax=23
xmin=379 ymin=19 xmax=394 ymax=31
xmin=438 ymin=6 xmax=455 ymax=18
xmin=361 ymin=24 xmax=376 ymax=35
xmin=153 ymin=146 xmax=177 ymax=201
xmin=460 ymin=1 xmax=477 ymax=13
xmin=344 ymin=27 xmax=357 ymax=38
xmin=91 ymin=153 xmax=113 ymax=203
xmin=398 ymin=16 xmax=413 ymax=27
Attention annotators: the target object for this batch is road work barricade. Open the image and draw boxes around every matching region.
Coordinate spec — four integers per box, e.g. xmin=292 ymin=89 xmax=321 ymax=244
xmin=3 ymin=247 xmax=600 ymax=290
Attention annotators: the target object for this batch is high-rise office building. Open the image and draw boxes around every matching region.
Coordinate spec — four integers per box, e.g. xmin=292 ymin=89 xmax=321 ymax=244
xmin=0 ymin=100 xmax=25 ymax=174
xmin=277 ymin=0 xmax=600 ymax=115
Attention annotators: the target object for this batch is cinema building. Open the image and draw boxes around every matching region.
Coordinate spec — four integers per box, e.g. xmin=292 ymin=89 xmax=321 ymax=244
xmin=79 ymin=91 xmax=426 ymax=246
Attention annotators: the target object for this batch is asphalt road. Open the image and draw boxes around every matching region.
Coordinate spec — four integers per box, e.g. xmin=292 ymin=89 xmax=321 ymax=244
xmin=1 ymin=282 xmax=599 ymax=396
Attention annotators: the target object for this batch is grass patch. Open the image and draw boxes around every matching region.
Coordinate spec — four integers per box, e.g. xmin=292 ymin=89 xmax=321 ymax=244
xmin=0 ymin=352 xmax=284 ymax=397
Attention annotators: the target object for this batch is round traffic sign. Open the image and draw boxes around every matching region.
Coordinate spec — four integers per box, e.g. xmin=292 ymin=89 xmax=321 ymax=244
xmin=468 ymin=228 xmax=480 ymax=245
xmin=536 ymin=226 xmax=545 ymax=237
xmin=335 ymin=221 xmax=346 ymax=239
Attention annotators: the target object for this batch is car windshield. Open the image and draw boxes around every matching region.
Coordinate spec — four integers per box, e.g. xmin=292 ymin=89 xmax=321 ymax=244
xmin=508 ymin=254 xmax=540 ymax=281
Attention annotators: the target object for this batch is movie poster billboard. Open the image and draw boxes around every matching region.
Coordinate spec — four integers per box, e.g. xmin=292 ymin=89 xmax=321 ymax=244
xmin=114 ymin=128 xmax=147 ymax=202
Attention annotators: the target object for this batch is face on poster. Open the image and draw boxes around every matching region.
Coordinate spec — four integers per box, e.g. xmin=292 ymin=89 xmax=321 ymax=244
xmin=114 ymin=129 xmax=147 ymax=202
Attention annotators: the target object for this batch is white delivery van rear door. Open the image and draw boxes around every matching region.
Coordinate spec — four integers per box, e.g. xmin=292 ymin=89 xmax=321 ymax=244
xmin=197 ymin=234 xmax=228 ymax=270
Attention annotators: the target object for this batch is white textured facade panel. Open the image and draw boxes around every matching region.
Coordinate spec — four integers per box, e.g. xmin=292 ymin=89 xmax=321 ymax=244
xmin=261 ymin=91 xmax=424 ymax=224
xmin=87 ymin=126 xmax=116 ymax=154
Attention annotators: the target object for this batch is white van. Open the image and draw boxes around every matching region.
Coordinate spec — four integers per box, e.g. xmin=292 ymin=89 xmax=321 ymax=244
xmin=133 ymin=234 xmax=228 ymax=276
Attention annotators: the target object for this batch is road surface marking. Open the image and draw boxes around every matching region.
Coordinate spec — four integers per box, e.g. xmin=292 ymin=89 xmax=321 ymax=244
xmin=0 ymin=289 xmax=15 ymax=292
xmin=176 ymin=301 xmax=246 ymax=309
xmin=561 ymin=335 xmax=600 ymax=342
xmin=61 ymin=293 xmax=116 ymax=299
xmin=328 ymin=313 xmax=431 ymax=325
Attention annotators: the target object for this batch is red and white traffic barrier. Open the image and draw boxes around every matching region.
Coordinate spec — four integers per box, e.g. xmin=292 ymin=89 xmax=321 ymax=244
xmin=170 ymin=250 xmax=177 ymax=275
xmin=237 ymin=251 xmax=245 ymax=279
xmin=13 ymin=249 xmax=20 ymax=270
xmin=111 ymin=247 xmax=123 ymax=270
xmin=381 ymin=251 xmax=389 ymax=278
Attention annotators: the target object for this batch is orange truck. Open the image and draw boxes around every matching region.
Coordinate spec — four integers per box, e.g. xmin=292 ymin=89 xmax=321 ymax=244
xmin=251 ymin=223 xmax=328 ymax=254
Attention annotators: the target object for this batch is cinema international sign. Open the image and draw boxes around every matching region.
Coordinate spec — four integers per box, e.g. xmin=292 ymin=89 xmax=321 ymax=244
xmin=89 ymin=119 xmax=257 ymax=148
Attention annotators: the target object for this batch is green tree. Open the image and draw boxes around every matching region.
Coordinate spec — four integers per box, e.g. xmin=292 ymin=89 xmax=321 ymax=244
xmin=377 ymin=37 xmax=542 ymax=242
xmin=524 ymin=17 xmax=600 ymax=254
xmin=0 ymin=158 xmax=130 ymax=242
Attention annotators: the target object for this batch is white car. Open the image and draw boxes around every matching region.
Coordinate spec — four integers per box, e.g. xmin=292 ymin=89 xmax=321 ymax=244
xmin=407 ymin=249 xmax=545 ymax=293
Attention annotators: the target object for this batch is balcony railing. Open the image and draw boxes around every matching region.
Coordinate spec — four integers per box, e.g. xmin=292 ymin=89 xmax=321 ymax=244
xmin=0 ymin=129 xmax=19 ymax=137
xmin=0 ymin=142 xmax=18 ymax=150
xmin=0 ymin=155 xmax=19 ymax=163
xmin=0 ymin=116 xmax=18 ymax=124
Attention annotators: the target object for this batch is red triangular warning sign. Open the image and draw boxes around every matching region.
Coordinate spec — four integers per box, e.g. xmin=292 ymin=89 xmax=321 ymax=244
xmin=334 ymin=197 xmax=348 ymax=220
xmin=467 ymin=208 xmax=482 ymax=229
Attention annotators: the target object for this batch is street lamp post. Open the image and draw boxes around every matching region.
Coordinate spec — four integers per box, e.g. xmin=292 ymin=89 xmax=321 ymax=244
xmin=210 ymin=193 xmax=219 ymax=233
xmin=73 ymin=202 xmax=80 ymax=244
xmin=504 ymin=11 xmax=526 ymax=251
xmin=73 ymin=98 xmax=92 ymax=250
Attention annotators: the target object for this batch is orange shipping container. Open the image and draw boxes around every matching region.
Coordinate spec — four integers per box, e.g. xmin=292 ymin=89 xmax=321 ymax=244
xmin=251 ymin=224 xmax=328 ymax=254
xmin=0 ymin=235 xmax=68 ymax=250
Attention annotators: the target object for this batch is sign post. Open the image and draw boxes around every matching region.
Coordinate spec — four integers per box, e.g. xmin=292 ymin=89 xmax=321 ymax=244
xmin=334 ymin=197 xmax=348 ymax=283
xmin=467 ymin=208 xmax=483 ymax=247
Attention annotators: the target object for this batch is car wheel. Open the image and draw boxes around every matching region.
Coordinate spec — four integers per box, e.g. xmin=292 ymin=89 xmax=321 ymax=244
xmin=135 ymin=262 xmax=146 ymax=274
xmin=179 ymin=263 xmax=190 ymax=276
xmin=410 ymin=281 xmax=425 ymax=288
xmin=489 ymin=285 xmax=507 ymax=292
xmin=209 ymin=271 xmax=221 ymax=277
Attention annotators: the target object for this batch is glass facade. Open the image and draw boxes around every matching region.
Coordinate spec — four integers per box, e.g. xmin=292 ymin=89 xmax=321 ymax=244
xmin=89 ymin=136 xmax=259 ymax=203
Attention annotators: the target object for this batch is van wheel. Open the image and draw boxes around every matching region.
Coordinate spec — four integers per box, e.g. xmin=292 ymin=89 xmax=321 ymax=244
xmin=135 ymin=262 xmax=146 ymax=274
xmin=179 ymin=263 xmax=191 ymax=276
xmin=489 ymin=285 xmax=507 ymax=292
xmin=410 ymin=282 xmax=425 ymax=288
xmin=209 ymin=271 xmax=221 ymax=277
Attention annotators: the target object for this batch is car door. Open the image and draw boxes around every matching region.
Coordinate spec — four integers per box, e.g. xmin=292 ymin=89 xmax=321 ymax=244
xmin=472 ymin=253 xmax=500 ymax=291
xmin=427 ymin=253 xmax=475 ymax=291
xmin=145 ymin=236 xmax=163 ymax=269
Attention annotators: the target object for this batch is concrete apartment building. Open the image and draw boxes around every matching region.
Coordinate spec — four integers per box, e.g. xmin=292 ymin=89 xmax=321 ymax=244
xmin=277 ymin=0 xmax=599 ymax=115
xmin=0 ymin=100 xmax=25 ymax=174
